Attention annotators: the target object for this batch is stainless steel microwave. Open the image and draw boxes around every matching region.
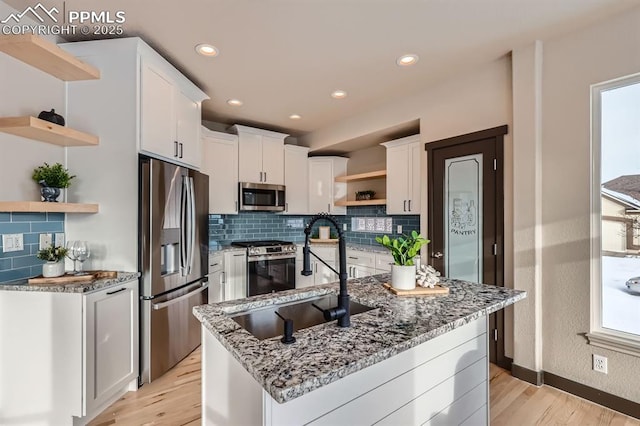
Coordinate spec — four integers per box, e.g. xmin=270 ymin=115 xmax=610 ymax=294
xmin=239 ymin=182 xmax=286 ymax=212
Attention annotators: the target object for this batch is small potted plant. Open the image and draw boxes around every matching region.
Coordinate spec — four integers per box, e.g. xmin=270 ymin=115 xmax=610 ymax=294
xmin=37 ymin=244 xmax=68 ymax=277
xmin=375 ymin=231 xmax=429 ymax=290
xmin=32 ymin=162 xmax=75 ymax=202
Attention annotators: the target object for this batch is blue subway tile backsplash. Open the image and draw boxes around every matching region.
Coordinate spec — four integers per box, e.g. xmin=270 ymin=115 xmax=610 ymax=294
xmin=0 ymin=212 xmax=65 ymax=283
xmin=209 ymin=206 xmax=420 ymax=249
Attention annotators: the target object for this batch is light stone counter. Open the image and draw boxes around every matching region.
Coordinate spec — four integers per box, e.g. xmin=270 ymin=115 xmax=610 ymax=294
xmin=0 ymin=271 xmax=140 ymax=293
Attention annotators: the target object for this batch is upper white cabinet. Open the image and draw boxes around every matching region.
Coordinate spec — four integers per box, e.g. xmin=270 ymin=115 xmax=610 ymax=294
xmin=308 ymin=157 xmax=348 ymax=215
xmin=382 ymin=135 xmax=421 ymax=215
xmin=140 ymin=56 xmax=207 ymax=168
xmin=232 ymin=125 xmax=287 ymax=185
xmin=201 ymin=127 xmax=239 ymax=214
xmin=283 ymin=145 xmax=310 ymax=214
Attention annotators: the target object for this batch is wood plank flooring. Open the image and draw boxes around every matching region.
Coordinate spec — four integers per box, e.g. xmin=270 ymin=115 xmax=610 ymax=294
xmin=90 ymin=348 xmax=640 ymax=425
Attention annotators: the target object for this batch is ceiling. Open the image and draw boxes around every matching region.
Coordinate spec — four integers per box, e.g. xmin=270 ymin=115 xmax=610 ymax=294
xmin=5 ymin=0 xmax=640 ymax=138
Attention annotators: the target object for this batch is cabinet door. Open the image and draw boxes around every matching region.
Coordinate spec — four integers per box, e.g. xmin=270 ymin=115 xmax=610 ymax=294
xmin=308 ymin=159 xmax=333 ymax=214
xmin=238 ymin=133 xmax=263 ymax=183
xmin=295 ymin=260 xmax=315 ymax=288
xmin=352 ymin=265 xmax=377 ymax=279
xmin=140 ymin=61 xmax=176 ymax=160
xmin=208 ymin=271 xmax=224 ymax=303
xmin=261 ymin=135 xmax=285 ymax=185
xmin=84 ymin=280 xmax=138 ymax=415
xmin=315 ymin=261 xmax=338 ymax=284
xmin=224 ymin=252 xmax=247 ymax=300
xmin=386 ymin=145 xmax=409 ymax=215
xmin=175 ymin=90 xmax=201 ymax=168
xmin=408 ymin=142 xmax=421 ymax=213
xmin=202 ymin=133 xmax=239 ymax=214
xmin=284 ymin=146 xmax=309 ymax=214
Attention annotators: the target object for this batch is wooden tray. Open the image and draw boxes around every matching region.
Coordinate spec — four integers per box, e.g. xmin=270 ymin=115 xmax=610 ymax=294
xmin=383 ymin=282 xmax=450 ymax=296
xmin=309 ymin=238 xmax=339 ymax=244
xmin=28 ymin=271 xmax=117 ymax=285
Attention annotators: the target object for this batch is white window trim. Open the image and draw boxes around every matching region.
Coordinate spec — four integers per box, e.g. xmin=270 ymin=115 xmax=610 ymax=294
xmin=589 ymin=73 xmax=640 ymax=357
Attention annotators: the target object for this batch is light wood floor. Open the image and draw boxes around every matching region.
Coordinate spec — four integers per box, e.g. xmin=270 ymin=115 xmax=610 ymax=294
xmin=90 ymin=348 xmax=640 ymax=425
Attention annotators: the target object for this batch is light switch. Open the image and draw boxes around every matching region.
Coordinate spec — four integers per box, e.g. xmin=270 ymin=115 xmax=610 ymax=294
xmin=2 ymin=234 xmax=24 ymax=253
xmin=39 ymin=233 xmax=53 ymax=250
xmin=396 ymin=225 xmax=403 ymax=234
xmin=55 ymin=233 xmax=65 ymax=247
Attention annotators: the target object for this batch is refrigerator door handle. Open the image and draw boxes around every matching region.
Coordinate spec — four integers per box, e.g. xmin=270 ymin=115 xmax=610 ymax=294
xmin=188 ymin=177 xmax=197 ymax=275
xmin=152 ymin=282 xmax=209 ymax=310
xmin=180 ymin=176 xmax=188 ymax=276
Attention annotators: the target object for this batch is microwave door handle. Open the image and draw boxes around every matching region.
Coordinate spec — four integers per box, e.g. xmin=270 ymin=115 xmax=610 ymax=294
xmin=180 ymin=176 xmax=188 ymax=276
xmin=188 ymin=177 xmax=196 ymax=275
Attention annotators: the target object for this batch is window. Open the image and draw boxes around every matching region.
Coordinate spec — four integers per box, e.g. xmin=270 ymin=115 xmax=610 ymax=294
xmin=589 ymin=74 xmax=640 ymax=356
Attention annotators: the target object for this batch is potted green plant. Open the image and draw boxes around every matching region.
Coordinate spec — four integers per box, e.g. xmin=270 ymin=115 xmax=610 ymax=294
xmin=375 ymin=231 xmax=429 ymax=290
xmin=32 ymin=162 xmax=75 ymax=202
xmin=36 ymin=244 xmax=69 ymax=277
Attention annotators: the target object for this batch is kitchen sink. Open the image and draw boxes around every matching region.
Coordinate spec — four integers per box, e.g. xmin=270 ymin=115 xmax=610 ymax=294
xmin=231 ymin=294 xmax=375 ymax=340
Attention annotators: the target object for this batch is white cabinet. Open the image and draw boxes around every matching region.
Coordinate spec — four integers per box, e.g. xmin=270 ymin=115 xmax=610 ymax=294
xmin=283 ymin=145 xmax=310 ymax=214
xmin=201 ymin=128 xmax=239 ymax=214
xmin=375 ymin=253 xmax=394 ymax=273
xmin=208 ymin=253 xmax=224 ymax=303
xmin=296 ymin=245 xmax=338 ymax=287
xmin=140 ymin=56 xmax=207 ymax=169
xmin=84 ymin=280 xmax=139 ymax=415
xmin=308 ymin=157 xmax=348 ymax=215
xmin=346 ymin=250 xmax=377 ymax=279
xmin=224 ymin=251 xmax=247 ymax=301
xmin=232 ymin=125 xmax=288 ymax=185
xmin=0 ymin=278 xmax=139 ymax=425
xmin=382 ymin=135 xmax=421 ymax=215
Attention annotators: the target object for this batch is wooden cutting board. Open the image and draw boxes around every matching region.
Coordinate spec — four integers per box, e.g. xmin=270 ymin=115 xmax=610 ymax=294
xmin=309 ymin=238 xmax=339 ymax=244
xmin=28 ymin=271 xmax=117 ymax=285
xmin=383 ymin=282 xmax=450 ymax=296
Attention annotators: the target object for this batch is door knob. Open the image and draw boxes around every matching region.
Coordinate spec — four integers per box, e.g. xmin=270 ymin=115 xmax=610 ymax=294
xmin=431 ymin=251 xmax=443 ymax=259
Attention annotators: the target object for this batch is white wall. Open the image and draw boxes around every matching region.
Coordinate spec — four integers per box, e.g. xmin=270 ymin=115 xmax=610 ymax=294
xmin=301 ymin=57 xmax=515 ymax=357
xmin=0 ymin=2 xmax=66 ymax=202
xmin=536 ymin=6 xmax=640 ymax=402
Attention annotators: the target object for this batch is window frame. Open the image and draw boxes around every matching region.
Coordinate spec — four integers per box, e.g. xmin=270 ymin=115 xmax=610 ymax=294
xmin=588 ymin=73 xmax=640 ymax=356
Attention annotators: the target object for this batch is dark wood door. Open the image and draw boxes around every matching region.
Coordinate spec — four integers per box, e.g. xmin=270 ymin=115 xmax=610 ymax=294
xmin=426 ymin=125 xmax=507 ymax=368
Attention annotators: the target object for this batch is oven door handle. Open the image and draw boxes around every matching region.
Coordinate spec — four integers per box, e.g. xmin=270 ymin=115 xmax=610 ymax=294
xmin=247 ymin=254 xmax=296 ymax=262
xmin=152 ymin=282 xmax=208 ymax=310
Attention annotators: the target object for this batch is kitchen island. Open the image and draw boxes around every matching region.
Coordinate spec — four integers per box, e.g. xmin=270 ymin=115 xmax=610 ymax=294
xmin=193 ymin=274 xmax=525 ymax=425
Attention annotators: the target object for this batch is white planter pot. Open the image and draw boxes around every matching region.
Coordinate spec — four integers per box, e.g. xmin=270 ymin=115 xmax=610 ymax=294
xmin=42 ymin=261 xmax=64 ymax=277
xmin=391 ymin=264 xmax=416 ymax=290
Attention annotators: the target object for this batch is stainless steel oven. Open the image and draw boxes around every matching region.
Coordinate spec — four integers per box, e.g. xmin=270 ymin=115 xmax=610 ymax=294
xmin=231 ymin=240 xmax=296 ymax=296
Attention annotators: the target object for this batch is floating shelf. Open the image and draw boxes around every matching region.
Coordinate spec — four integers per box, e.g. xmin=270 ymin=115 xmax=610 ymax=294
xmin=0 ymin=35 xmax=100 ymax=81
xmin=334 ymin=199 xmax=387 ymax=207
xmin=0 ymin=201 xmax=99 ymax=213
xmin=0 ymin=116 xmax=99 ymax=147
xmin=335 ymin=170 xmax=387 ymax=182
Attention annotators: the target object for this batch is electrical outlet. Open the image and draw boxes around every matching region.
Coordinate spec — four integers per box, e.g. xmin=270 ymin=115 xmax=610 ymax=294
xmin=55 ymin=233 xmax=65 ymax=247
xmin=2 ymin=233 xmax=24 ymax=253
xmin=39 ymin=233 xmax=53 ymax=250
xmin=593 ymin=354 xmax=608 ymax=374
xmin=396 ymin=225 xmax=402 ymax=234
xmin=343 ymin=223 xmax=347 ymax=231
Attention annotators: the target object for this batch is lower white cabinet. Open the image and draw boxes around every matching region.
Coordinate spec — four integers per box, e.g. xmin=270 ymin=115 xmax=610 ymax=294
xmin=84 ymin=280 xmax=139 ymax=415
xmin=208 ymin=253 xmax=224 ymax=303
xmin=0 ymin=278 xmax=139 ymax=426
xmin=296 ymin=245 xmax=338 ymax=288
xmin=223 ymin=251 xmax=247 ymax=301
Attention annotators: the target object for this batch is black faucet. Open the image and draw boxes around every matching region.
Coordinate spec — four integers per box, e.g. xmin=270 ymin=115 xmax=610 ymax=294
xmin=302 ymin=213 xmax=350 ymax=328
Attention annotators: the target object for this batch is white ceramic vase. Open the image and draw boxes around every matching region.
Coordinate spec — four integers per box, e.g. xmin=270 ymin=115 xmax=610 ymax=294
xmin=42 ymin=261 xmax=64 ymax=277
xmin=391 ymin=264 xmax=417 ymax=290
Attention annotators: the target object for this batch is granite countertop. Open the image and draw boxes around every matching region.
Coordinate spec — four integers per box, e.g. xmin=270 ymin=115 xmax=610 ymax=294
xmin=209 ymin=245 xmax=246 ymax=255
xmin=0 ymin=271 xmax=140 ymax=293
xmin=193 ymin=274 xmax=526 ymax=404
xmin=345 ymin=243 xmax=389 ymax=254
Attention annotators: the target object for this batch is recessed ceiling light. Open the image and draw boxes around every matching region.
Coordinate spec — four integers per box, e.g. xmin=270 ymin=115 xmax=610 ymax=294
xmin=396 ymin=54 xmax=419 ymax=66
xmin=331 ymin=90 xmax=347 ymax=99
xmin=227 ymin=99 xmax=243 ymax=106
xmin=195 ymin=43 xmax=219 ymax=57
xmin=289 ymin=114 xmax=302 ymax=120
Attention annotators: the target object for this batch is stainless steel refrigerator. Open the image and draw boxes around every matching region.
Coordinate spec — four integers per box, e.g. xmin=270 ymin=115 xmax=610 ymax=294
xmin=139 ymin=156 xmax=209 ymax=383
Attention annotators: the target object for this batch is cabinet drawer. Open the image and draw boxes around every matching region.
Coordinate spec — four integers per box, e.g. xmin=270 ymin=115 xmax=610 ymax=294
xmin=375 ymin=254 xmax=394 ymax=272
xmin=346 ymin=250 xmax=375 ymax=268
xmin=209 ymin=253 xmax=223 ymax=273
xmin=297 ymin=245 xmax=337 ymax=262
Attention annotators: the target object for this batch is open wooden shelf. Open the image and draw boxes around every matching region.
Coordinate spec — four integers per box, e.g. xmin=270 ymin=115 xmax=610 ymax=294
xmin=334 ymin=199 xmax=387 ymax=207
xmin=335 ymin=169 xmax=387 ymax=182
xmin=0 ymin=35 xmax=100 ymax=81
xmin=0 ymin=116 xmax=99 ymax=147
xmin=0 ymin=201 xmax=99 ymax=213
